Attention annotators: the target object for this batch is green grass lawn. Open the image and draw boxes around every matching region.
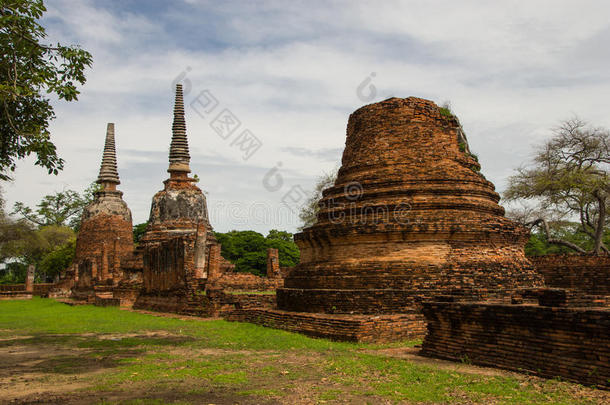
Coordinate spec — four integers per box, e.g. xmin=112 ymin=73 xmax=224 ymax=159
xmin=0 ymin=298 xmax=606 ymax=404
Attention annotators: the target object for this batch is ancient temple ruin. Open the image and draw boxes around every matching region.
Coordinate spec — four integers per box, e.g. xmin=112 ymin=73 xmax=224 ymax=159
xmin=231 ymin=97 xmax=544 ymax=341
xmin=133 ymin=84 xmax=220 ymax=313
xmin=71 ymin=123 xmax=139 ymax=303
xmin=131 ymin=85 xmax=285 ymax=314
xmin=29 ymin=90 xmax=607 ymax=387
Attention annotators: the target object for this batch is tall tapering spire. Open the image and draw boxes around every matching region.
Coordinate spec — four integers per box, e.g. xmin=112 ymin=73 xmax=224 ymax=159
xmin=168 ymin=84 xmax=191 ymax=173
xmin=97 ymin=123 xmax=120 ymax=186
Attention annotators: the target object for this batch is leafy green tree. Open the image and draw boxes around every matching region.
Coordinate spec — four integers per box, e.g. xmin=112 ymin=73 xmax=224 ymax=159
xmin=265 ymin=229 xmax=299 ymax=268
xmin=266 ymin=229 xmax=293 ymax=242
xmin=215 ymin=230 xmax=267 ymax=275
xmin=37 ymin=237 xmax=74 ymax=281
xmin=1 ymin=190 xmax=74 ymax=281
xmin=12 ymin=182 xmax=98 ymax=229
xmin=0 ymin=0 xmax=92 ymax=180
xmin=505 ymin=118 xmax=610 ymax=255
xmin=0 ymin=224 xmax=73 ymax=283
xmin=0 ymin=215 xmax=36 ymax=262
xmin=0 ymin=261 xmax=27 ymax=283
xmin=214 ymin=230 xmax=300 ymax=276
xmin=6 ymin=224 xmax=73 ymax=263
xmin=133 ymin=222 xmax=148 ymax=245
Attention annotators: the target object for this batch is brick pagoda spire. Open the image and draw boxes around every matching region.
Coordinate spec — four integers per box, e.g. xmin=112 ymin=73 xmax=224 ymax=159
xmin=139 ymin=84 xmax=220 ymax=301
xmin=168 ymin=84 xmax=191 ymax=175
xmin=96 ymin=123 xmax=120 ymax=190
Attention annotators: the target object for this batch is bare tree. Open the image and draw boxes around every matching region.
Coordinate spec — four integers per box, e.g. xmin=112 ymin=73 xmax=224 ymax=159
xmin=298 ymin=169 xmax=338 ymax=230
xmin=505 ymin=118 xmax=609 ymax=255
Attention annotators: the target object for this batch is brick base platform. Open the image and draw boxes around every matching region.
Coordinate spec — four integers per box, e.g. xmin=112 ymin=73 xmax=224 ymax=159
xmin=0 ymin=292 xmax=33 ymax=300
xmin=421 ymin=302 xmax=610 ymax=388
xmin=225 ymin=308 xmax=425 ymax=342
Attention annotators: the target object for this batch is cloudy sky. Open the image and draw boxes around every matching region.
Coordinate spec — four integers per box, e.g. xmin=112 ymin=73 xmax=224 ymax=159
xmin=4 ymin=0 xmax=610 ymax=233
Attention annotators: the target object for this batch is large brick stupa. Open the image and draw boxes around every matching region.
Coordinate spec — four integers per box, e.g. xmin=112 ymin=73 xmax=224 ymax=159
xmin=277 ymin=97 xmax=544 ymax=315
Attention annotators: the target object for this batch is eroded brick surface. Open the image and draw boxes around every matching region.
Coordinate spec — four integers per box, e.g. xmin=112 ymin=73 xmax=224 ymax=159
xmin=531 ymin=254 xmax=610 ymax=295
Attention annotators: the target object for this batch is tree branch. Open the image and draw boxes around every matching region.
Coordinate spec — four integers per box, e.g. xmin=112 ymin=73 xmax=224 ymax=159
xmin=527 ymin=218 xmax=588 ymax=254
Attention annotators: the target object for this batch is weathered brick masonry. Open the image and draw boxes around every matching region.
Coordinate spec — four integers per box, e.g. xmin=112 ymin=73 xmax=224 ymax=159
xmin=421 ymin=301 xmax=610 ymax=388
xmin=531 ymin=254 xmax=610 ymax=295
xmin=70 ymin=123 xmax=138 ymax=304
xmin=134 ymin=231 xmax=210 ymax=314
xmin=205 ymin=289 xmax=277 ymax=317
xmin=227 ymin=309 xmax=425 ymax=342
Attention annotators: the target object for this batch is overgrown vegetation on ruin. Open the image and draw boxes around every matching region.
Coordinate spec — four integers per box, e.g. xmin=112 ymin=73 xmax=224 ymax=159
xmin=0 ymin=298 xmax=606 ymax=404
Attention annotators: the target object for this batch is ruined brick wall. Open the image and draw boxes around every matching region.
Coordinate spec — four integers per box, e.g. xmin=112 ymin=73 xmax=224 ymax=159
xmin=513 ymin=288 xmax=610 ymax=308
xmin=277 ymin=287 xmax=520 ymax=315
xmin=0 ymin=284 xmax=25 ymax=292
xmin=207 ymin=244 xmax=222 ymax=280
xmin=25 ymin=265 xmax=34 ymax=293
xmin=0 ymin=291 xmax=32 ymax=300
xmin=421 ymin=301 xmax=610 ymax=388
xmin=531 ymin=254 xmax=610 ymax=295
xmin=205 ymin=246 xmax=284 ymax=291
xmin=0 ymin=283 xmax=67 ymax=297
xmin=279 ymin=97 xmax=543 ymax=314
xmin=75 ymin=259 xmax=95 ymax=289
xmin=209 ymin=272 xmax=283 ymax=292
xmin=205 ymin=289 xmax=276 ymax=316
xmin=142 ymin=236 xmax=190 ymax=293
xmin=280 ymin=266 xmax=294 ymax=278
xmin=118 ymin=248 xmax=144 ymax=286
xmin=220 ymin=258 xmax=236 ymax=273
xmin=134 ymin=232 xmax=209 ymax=315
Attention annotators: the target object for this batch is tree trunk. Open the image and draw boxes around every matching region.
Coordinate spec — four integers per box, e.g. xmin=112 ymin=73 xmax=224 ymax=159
xmin=593 ymin=194 xmax=606 ymax=255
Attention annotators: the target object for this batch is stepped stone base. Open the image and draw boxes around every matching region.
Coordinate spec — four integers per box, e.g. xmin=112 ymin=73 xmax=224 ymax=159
xmin=0 ymin=292 xmax=33 ymax=300
xmin=225 ymin=308 xmax=425 ymax=342
xmin=278 ymin=287 xmax=521 ymax=315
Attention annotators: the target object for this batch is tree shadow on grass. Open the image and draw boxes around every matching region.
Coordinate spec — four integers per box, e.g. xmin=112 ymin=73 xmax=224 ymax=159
xmin=0 ymin=333 xmax=196 ymax=378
